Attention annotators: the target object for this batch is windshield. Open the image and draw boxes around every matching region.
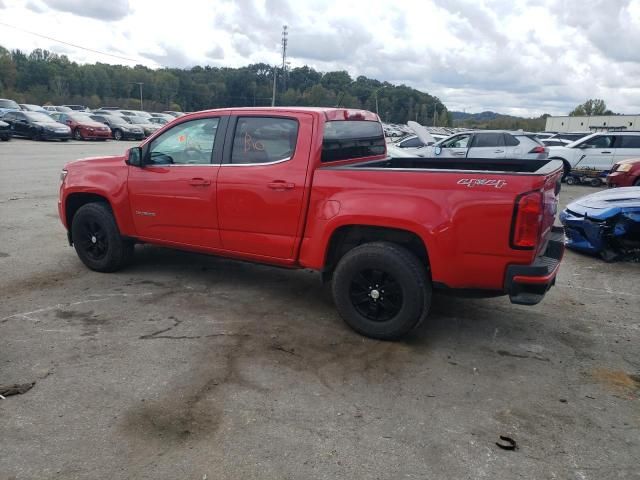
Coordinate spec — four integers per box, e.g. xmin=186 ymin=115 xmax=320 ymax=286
xmin=69 ymin=113 xmax=95 ymax=122
xmin=0 ymin=99 xmax=20 ymax=109
xmin=25 ymin=112 xmax=54 ymax=122
xmin=127 ymin=116 xmax=148 ymax=124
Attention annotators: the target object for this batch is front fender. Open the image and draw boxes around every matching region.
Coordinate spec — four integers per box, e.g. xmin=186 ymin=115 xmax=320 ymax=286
xmin=60 ymin=164 xmax=135 ymax=235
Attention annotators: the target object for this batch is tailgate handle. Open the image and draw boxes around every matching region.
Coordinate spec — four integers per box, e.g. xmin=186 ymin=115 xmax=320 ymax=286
xmin=189 ymin=177 xmax=211 ymax=186
xmin=268 ymin=181 xmax=295 ymax=190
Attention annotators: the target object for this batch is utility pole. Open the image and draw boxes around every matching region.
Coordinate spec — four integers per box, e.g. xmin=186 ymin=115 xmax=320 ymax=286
xmin=281 ymin=25 xmax=288 ymax=92
xmin=374 ymin=85 xmax=387 ymax=120
xmin=433 ymin=106 xmax=437 ymax=127
xmin=271 ymin=66 xmax=277 ymax=107
xmin=130 ymin=82 xmax=144 ymax=110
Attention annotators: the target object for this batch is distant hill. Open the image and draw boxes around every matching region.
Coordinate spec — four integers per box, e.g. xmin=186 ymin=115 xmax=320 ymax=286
xmin=451 ymin=111 xmax=501 ymax=121
xmin=450 ymin=110 xmax=547 ymax=132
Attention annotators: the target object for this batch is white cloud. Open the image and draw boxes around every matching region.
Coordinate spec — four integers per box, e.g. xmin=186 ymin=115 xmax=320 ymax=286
xmin=0 ymin=0 xmax=639 ymax=116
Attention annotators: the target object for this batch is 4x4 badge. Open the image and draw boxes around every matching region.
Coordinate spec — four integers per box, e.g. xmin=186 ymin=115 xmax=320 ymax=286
xmin=457 ymin=178 xmax=508 ymax=189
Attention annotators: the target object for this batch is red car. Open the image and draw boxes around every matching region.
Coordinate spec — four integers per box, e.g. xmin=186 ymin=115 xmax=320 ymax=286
xmin=52 ymin=112 xmax=111 ymax=140
xmin=607 ymin=158 xmax=640 ymax=187
xmin=58 ymin=107 xmax=564 ymax=339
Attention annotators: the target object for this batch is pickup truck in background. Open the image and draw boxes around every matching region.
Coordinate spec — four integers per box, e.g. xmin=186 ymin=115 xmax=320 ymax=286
xmin=59 ymin=107 xmax=565 ymax=339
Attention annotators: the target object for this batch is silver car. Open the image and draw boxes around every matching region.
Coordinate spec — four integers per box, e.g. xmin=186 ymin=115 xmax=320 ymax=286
xmin=415 ymin=130 xmax=548 ymax=160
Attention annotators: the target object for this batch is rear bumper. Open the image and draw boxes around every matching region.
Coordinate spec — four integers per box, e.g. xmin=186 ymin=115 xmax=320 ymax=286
xmin=606 ymin=171 xmax=635 ymax=188
xmin=504 ymin=226 xmax=564 ymax=305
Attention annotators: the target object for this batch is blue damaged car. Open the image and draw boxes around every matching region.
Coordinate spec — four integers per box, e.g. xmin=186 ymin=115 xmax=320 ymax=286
xmin=560 ymin=187 xmax=640 ymax=261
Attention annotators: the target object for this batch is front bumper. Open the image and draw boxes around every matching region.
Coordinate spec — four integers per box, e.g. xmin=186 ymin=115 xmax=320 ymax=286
xmin=505 ymin=226 xmax=564 ymax=305
xmin=42 ymin=130 xmax=72 ymax=140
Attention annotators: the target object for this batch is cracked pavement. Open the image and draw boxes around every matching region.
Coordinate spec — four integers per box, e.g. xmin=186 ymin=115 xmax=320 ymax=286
xmin=1 ymin=140 xmax=639 ymax=479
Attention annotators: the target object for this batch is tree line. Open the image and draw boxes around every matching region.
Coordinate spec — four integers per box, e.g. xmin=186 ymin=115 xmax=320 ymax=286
xmin=0 ymin=45 xmax=450 ymax=125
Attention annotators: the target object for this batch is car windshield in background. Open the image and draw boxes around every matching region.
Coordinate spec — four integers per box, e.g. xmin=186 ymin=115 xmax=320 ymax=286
xmin=126 ymin=116 xmax=148 ymax=124
xmin=69 ymin=114 xmax=95 ymax=122
xmin=24 ymin=112 xmax=54 ymax=122
xmin=322 ymin=120 xmax=385 ymax=162
xmin=0 ymin=99 xmax=20 ymax=109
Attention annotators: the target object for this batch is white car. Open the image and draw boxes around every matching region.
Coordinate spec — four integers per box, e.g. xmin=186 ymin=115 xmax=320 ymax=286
xmin=547 ymin=132 xmax=640 ymax=176
xmin=407 ymin=130 xmax=548 ymax=160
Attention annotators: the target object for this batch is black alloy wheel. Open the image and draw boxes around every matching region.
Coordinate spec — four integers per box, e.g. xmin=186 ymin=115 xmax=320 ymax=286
xmin=349 ymin=268 xmax=403 ymax=322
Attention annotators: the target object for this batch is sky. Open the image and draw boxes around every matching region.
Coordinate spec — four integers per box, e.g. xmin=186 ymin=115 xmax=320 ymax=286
xmin=1 ymin=0 xmax=639 ymax=117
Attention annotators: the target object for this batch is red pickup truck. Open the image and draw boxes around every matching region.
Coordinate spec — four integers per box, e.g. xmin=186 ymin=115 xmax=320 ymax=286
xmin=59 ymin=107 xmax=565 ymax=339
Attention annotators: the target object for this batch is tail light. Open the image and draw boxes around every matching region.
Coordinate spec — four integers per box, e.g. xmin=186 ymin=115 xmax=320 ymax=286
xmin=529 ymin=146 xmax=547 ymax=154
xmin=511 ymin=191 xmax=542 ymax=249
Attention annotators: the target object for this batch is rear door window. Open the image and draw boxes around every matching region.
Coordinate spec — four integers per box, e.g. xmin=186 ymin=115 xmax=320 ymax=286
xmin=471 ymin=133 xmax=505 ymax=148
xmin=322 ymin=120 xmax=385 ymax=162
xmin=617 ymin=135 xmax=640 ymax=148
xmin=231 ymin=117 xmax=299 ymax=164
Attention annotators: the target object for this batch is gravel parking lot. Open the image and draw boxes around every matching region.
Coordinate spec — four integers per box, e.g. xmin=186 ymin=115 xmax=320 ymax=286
xmin=1 ymin=139 xmax=639 ymax=480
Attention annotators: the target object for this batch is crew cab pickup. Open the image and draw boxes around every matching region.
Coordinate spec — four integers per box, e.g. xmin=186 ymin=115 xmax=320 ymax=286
xmin=59 ymin=107 xmax=565 ymax=339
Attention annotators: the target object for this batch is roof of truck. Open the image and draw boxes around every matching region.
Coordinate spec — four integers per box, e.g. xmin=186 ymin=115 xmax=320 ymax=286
xmin=190 ymin=107 xmax=380 ymax=122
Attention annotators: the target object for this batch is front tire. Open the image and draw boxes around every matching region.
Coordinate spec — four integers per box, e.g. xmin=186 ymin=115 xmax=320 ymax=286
xmin=332 ymin=242 xmax=431 ymax=340
xmin=71 ymin=203 xmax=134 ymax=272
xmin=113 ymin=129 xmax=123 ymax=141
xmin=73 ymin=128 xmax=83 ymax=140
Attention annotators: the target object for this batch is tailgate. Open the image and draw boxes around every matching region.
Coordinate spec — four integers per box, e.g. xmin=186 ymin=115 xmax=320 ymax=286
xmin=537 ymin=165 xmax=563 ymax=255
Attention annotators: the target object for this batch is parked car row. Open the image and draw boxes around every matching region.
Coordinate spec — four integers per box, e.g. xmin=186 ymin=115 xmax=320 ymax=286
xmin=0 ymin=97 xmax=186 ymax=142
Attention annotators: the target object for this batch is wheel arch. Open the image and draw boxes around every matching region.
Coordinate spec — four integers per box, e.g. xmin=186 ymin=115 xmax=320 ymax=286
xmin=65 ymin=192 xmax=113 ymax=239
xmin=322 ymin=224 xmax=430 ymax=282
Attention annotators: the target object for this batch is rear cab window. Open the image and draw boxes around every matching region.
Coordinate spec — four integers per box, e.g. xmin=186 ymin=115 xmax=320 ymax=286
xmin=321 ymin=120 xmax=385 ymax=162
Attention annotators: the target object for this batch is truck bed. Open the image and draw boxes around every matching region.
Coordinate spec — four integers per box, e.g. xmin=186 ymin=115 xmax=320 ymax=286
xmin=338 ymin=157 xmax=562 ymax=174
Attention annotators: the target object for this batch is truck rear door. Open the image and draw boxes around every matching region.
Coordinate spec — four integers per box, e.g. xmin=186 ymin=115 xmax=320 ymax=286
xmin=216 ymin=113 xmax=313 ymax=259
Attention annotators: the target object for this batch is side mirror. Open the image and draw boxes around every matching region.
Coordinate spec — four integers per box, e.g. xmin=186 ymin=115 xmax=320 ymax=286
xmin=127 ymin=147 xmax=143 ymax=167
xmin=434 ymin=146 xmax=442 ymax=156
xmin=577 ymin=143 xmax=589 ymax=149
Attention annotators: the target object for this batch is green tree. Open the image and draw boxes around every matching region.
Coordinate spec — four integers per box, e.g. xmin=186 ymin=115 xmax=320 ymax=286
xmin=570 ymin=99 xmax=608 ymax=116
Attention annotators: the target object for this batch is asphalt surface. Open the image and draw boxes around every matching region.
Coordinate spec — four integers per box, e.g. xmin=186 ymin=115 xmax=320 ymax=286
xmin=1 ymin=139 xmax=639 ymax=480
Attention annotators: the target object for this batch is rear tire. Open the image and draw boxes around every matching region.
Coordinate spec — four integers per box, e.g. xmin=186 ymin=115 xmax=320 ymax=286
xmin=566 ymin=176 xmax=577 ymax=185
xmin=71 ymin=203 xmax=134 ymax=272
xmin=590 ymin=178 xmax=602 ymax=187
xmin=332 ymin=242 xmax=431 ymax=340
xmin=73 ymin=128 xmax=83 ymax=140
xmin=633 ymin=178 xmax=640 ymax=186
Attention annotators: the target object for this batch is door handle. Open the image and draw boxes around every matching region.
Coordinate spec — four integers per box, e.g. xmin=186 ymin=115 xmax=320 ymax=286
xmin=267 ymin=181 xmax=295 ymax=190
xmin=494 ymin=149 xmax=505 ymax=153
xmin=189 ymin=177 xmax=211 ymax=186
xmin=454 ymin=151 xmax=466 ymax=156
xmin=600 ymin=151 xmax=611 ymax=154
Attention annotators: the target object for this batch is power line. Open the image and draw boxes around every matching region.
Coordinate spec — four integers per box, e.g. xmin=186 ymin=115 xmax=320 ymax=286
xmin=0 ymin=21 xmax=144 ymax=64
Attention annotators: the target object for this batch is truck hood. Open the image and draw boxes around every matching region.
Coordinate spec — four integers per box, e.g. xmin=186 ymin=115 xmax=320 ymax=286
xmin=65 ymin=155 xmax=126 ymax=169
xmin=566 ymin=187 xmax=640 ymax=219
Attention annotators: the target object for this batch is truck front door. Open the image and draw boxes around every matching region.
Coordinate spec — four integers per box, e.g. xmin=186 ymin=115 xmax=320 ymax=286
xmin=127 ymin=115 xmax=225 ymax=248
xmin=216 ymin=114 xmax=312 ymax=260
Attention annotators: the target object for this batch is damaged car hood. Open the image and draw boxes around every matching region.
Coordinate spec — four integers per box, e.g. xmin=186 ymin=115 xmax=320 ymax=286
xmin=567 ymin=187 xmax=640 ymax=219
